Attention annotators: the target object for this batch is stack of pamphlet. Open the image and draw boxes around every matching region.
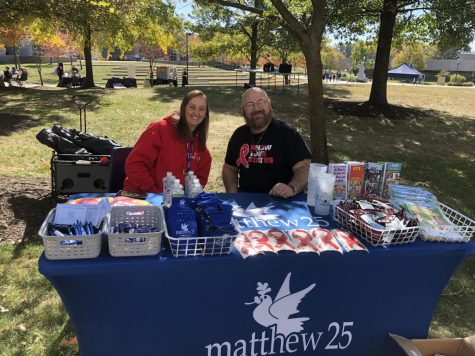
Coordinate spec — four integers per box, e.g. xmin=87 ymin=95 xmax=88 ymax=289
xmin=327 ymin=161 xmax=402 ymax=201
xmin=388 ymin=184 xmax=463 ymax=241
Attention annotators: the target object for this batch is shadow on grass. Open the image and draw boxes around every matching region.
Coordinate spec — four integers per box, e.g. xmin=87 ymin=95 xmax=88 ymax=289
xmin=431 ymin=257 xmax=475 ymax=337
xmin=8 ymin=192 xmax=53 ymax=260
xmin=0 ymin=88 xmax=111 ymax=135
xmin=0 ymin=113 xmax=67 ymax=136
xmin=319 ymin=100 xmax=475 ymax=217
xmin=44 ymin=319 xmax=79 ymax=356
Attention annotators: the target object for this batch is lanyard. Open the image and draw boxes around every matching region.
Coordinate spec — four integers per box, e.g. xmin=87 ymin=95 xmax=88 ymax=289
xmin=186 ymin=138 xmax=195 ymax=173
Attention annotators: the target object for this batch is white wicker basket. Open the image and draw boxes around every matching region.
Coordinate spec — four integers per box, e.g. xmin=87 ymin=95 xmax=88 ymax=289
xmin=333 ymin=204 xmax=419 ymax=246
xmin=106 ymin=205 xmax=164 ymax=257
xmin=38 ymin=208 xmax=103 ymax=260
xmin=163 ymin=219 xmax=239 ymax=257
xmin=418 ymin=203 xmax=475 ymax=243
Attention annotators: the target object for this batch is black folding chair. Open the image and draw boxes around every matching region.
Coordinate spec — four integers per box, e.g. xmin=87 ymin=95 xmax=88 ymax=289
xmin=108 ymin=147 xmax=133 ymax=192
xmin=71 ymin=76 xmax=81 ymax=88
xmin=13 ymin=72 xmax=27 ymax=87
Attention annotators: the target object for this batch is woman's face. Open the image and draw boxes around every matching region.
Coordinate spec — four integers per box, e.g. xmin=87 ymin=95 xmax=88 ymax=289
xmin=185 ymin=95 xmax=207 ymax=132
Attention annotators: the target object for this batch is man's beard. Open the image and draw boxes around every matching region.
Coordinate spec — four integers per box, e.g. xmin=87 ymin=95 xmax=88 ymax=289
xmin=244 ymin=108 xmax=272 ymax=131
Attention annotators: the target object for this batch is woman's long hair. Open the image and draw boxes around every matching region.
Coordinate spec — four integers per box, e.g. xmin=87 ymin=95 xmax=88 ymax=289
xmin=176 ymin=90 xmax=209 ymax=150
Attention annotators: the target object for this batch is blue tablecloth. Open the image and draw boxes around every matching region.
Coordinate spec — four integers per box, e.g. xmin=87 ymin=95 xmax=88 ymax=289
xmin=38 ymin=193 xmax=475 ymax=356
xmin=105 ymin=78 xmax=137 ymax=88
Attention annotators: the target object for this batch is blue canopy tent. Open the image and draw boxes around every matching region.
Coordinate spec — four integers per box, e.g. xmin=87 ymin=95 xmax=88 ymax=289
xmin=388 ymin=63 xmax=424 ymax=80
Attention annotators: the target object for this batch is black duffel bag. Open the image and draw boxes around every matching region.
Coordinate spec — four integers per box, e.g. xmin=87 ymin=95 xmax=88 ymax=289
xmin=36 ymin=128 xmax=89 ymax=155
xmin=52 ymin=124 xmax=121 ymax=155
xmin=51 ymin=124 xmax=76 ymax=142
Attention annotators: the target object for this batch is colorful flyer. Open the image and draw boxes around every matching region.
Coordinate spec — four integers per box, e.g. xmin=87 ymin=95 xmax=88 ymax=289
xmin=288 ymin=229 xmax=320 ymax=254
xmin=246 ymin=230 xmax=276 ymax=253
xmin=310 ymin=228 xmax=343 ymax=253
xmin=332 ymin=229 xmax=368 ymax=252
xmin=233 ymin=233 xmax=259 ymax=258
xmin=265 ymin=229 xmax=296 ymax=252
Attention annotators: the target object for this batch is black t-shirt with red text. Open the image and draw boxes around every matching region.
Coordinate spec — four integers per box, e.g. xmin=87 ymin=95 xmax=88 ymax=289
xmin=225 ymin=118 xmax=311 ymax=192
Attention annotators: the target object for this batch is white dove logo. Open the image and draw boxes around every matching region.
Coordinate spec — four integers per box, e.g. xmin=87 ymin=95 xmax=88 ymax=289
xmin=245 ymin=273 xmax=316 ymax=337
xmin=180 ymin=223 xmax=189 ymax=232
xmin=233 ymin=202 xmax=280 ymax=221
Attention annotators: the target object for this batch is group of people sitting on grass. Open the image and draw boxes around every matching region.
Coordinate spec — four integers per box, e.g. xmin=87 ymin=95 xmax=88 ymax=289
xmin=55 ymin=63 xmax=81 ymax=87
xmin=0 ymin=66 xmax=28 ymax=88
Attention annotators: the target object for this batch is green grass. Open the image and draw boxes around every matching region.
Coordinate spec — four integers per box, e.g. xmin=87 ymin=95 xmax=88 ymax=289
xmin=0 ymin=83 xmax=474 ymax=354
xmin=2 ymin=61 xmax=153 ymax=87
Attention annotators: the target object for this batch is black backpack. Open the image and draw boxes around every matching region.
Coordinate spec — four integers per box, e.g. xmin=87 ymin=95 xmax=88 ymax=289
xmin=36 ymin=128 xmax=89 ymax=155
xmin=52 ymin=124 xmax=121 ymax=155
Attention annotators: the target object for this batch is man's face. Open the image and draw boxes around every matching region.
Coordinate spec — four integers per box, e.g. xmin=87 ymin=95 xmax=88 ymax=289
xmin=242 ymin=90 xmax=272 ymax=131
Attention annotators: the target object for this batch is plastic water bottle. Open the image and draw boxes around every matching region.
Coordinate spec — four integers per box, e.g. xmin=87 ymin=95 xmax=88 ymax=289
xmin=190 ymin=178 xmax=203 ymax=197
xmin=163 ymin=172 xmax=174 ymax=207
xmin=172 ymin=179 xmax=184 ymax=197
xmin=185 ymin=171 xmax=195 ymax=197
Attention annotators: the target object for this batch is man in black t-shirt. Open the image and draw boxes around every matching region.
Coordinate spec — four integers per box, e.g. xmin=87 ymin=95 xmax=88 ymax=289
xmin=222 ymin=87 xmax=311 ymax=199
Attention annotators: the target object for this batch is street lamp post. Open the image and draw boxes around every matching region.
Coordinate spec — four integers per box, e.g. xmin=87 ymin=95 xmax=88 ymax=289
xmin=456 ymin=59 xmax=460 ymax=82
xmin=186 ymin=32 xmax=192 ymax=80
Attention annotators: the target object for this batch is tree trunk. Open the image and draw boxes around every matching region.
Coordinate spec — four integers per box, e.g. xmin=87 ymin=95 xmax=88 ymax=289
xmin=248 ymin=0 xmax=261 ymax=86
xmin=302 ymin=40 xmax=328 ymax=164
xmin=83 ymin=27 xmax=95 ymax=88
xmin=36 ymin=56 xmax=44 ymax=86
xmin=270 ymin=0 xmax=328 ymax=163
xmin=13 ymin=46 xmax=20 ymax=69
xmin=368 ymin=0 xmax=398 ymax=108
xmin=38 ymin=68 xmax=44 ymax=86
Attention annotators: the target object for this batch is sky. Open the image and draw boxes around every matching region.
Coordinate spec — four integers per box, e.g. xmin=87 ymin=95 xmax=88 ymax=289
xmin=175 ymin=1 xmax=475 ymax=52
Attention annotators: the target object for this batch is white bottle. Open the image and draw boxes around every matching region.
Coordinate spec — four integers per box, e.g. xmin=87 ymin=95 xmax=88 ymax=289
xmin=185 ymin=171 xmax=195 ymax=197
xmin=163 ymin=172 xmax=174 ymax=207
xmin=172 ymin=179 xmax=184 ymax=197
xmin=190 ymin=178 xmax=203 ymax=197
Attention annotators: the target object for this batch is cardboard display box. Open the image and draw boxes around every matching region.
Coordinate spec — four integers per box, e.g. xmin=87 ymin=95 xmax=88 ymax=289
xmin=390 ymin=333 xmax=475 ymax=356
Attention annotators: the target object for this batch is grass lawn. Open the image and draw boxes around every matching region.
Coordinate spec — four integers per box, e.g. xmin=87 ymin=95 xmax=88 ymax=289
xmin=0 ymin=83 xmax=474 ymax=355
xmin=2 ymin=61 xmax=154 ymax=87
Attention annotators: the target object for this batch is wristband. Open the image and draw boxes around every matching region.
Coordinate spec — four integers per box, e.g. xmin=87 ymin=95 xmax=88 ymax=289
xmin=288 ymin=184 xmax=296 ymax=196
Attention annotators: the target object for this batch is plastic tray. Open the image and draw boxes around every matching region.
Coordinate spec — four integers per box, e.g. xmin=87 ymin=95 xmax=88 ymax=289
xmin=38 ymin=208 xmax=103 ymax=260
xmin=163 ymin=219 xmax=239 ymax=257
xmin=105 ymin=205 xmax=164 ymax=257
xmin=333 ymin=204 xmax=419 ymax=246
xmin=418 ymin=203 xmax=475 ymax=243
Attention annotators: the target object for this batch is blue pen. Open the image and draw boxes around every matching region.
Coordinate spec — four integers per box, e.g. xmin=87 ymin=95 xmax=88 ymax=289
xmin=84 ymin=223 xmax=90 ymax=235
xmin=76 ymin=222 xmax=83 ymax=236
xmin=89 ymin=222 xmax=95 ymax=234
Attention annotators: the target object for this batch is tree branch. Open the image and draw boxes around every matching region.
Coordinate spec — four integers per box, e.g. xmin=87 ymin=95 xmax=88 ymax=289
xmin=270 ymin=0 xmax=307 ymax=41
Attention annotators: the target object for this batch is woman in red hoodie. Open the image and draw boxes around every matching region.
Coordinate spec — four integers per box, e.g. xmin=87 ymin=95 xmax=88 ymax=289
xmin=123 ymin=90 xmax=211 ymax=193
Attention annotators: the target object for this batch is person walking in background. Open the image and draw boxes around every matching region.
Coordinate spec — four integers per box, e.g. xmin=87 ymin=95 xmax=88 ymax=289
xmin=182 ymin=69 xmax=188 ymax=86
xmin=123 ymin=90 xmax=211 ymax=193
xmin=172 ymin=67 xmax=178 ymax=87
xmin=222 ymin=87 xmax=311 ymax=199
xmin=54 ymin=63 xmax=64 ymax=87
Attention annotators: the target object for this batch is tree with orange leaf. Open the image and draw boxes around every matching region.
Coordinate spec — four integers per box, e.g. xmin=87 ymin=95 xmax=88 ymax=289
xmin=0 ymin=20 xmax=28 ymax=70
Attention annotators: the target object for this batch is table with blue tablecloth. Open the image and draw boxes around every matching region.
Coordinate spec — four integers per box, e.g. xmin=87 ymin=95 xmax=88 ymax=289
xmin=58 ymin=77 xmax=85 ymax=88
xmin=105 ymin=77 xmax=137 ymax=88
xmin=38 ymin=193 xmax=475 ymax=356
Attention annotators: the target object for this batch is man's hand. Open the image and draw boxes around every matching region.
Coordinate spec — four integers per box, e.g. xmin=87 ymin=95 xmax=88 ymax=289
xmin=222 ymin=163 xmax=239 ymax=193
xmin=269 ymin=182 xmax=295 ymax=199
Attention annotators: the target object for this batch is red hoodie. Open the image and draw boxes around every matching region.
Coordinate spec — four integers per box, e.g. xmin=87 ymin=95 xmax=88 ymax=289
xmin=123 ymin=115 xmax=211 ymax=193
